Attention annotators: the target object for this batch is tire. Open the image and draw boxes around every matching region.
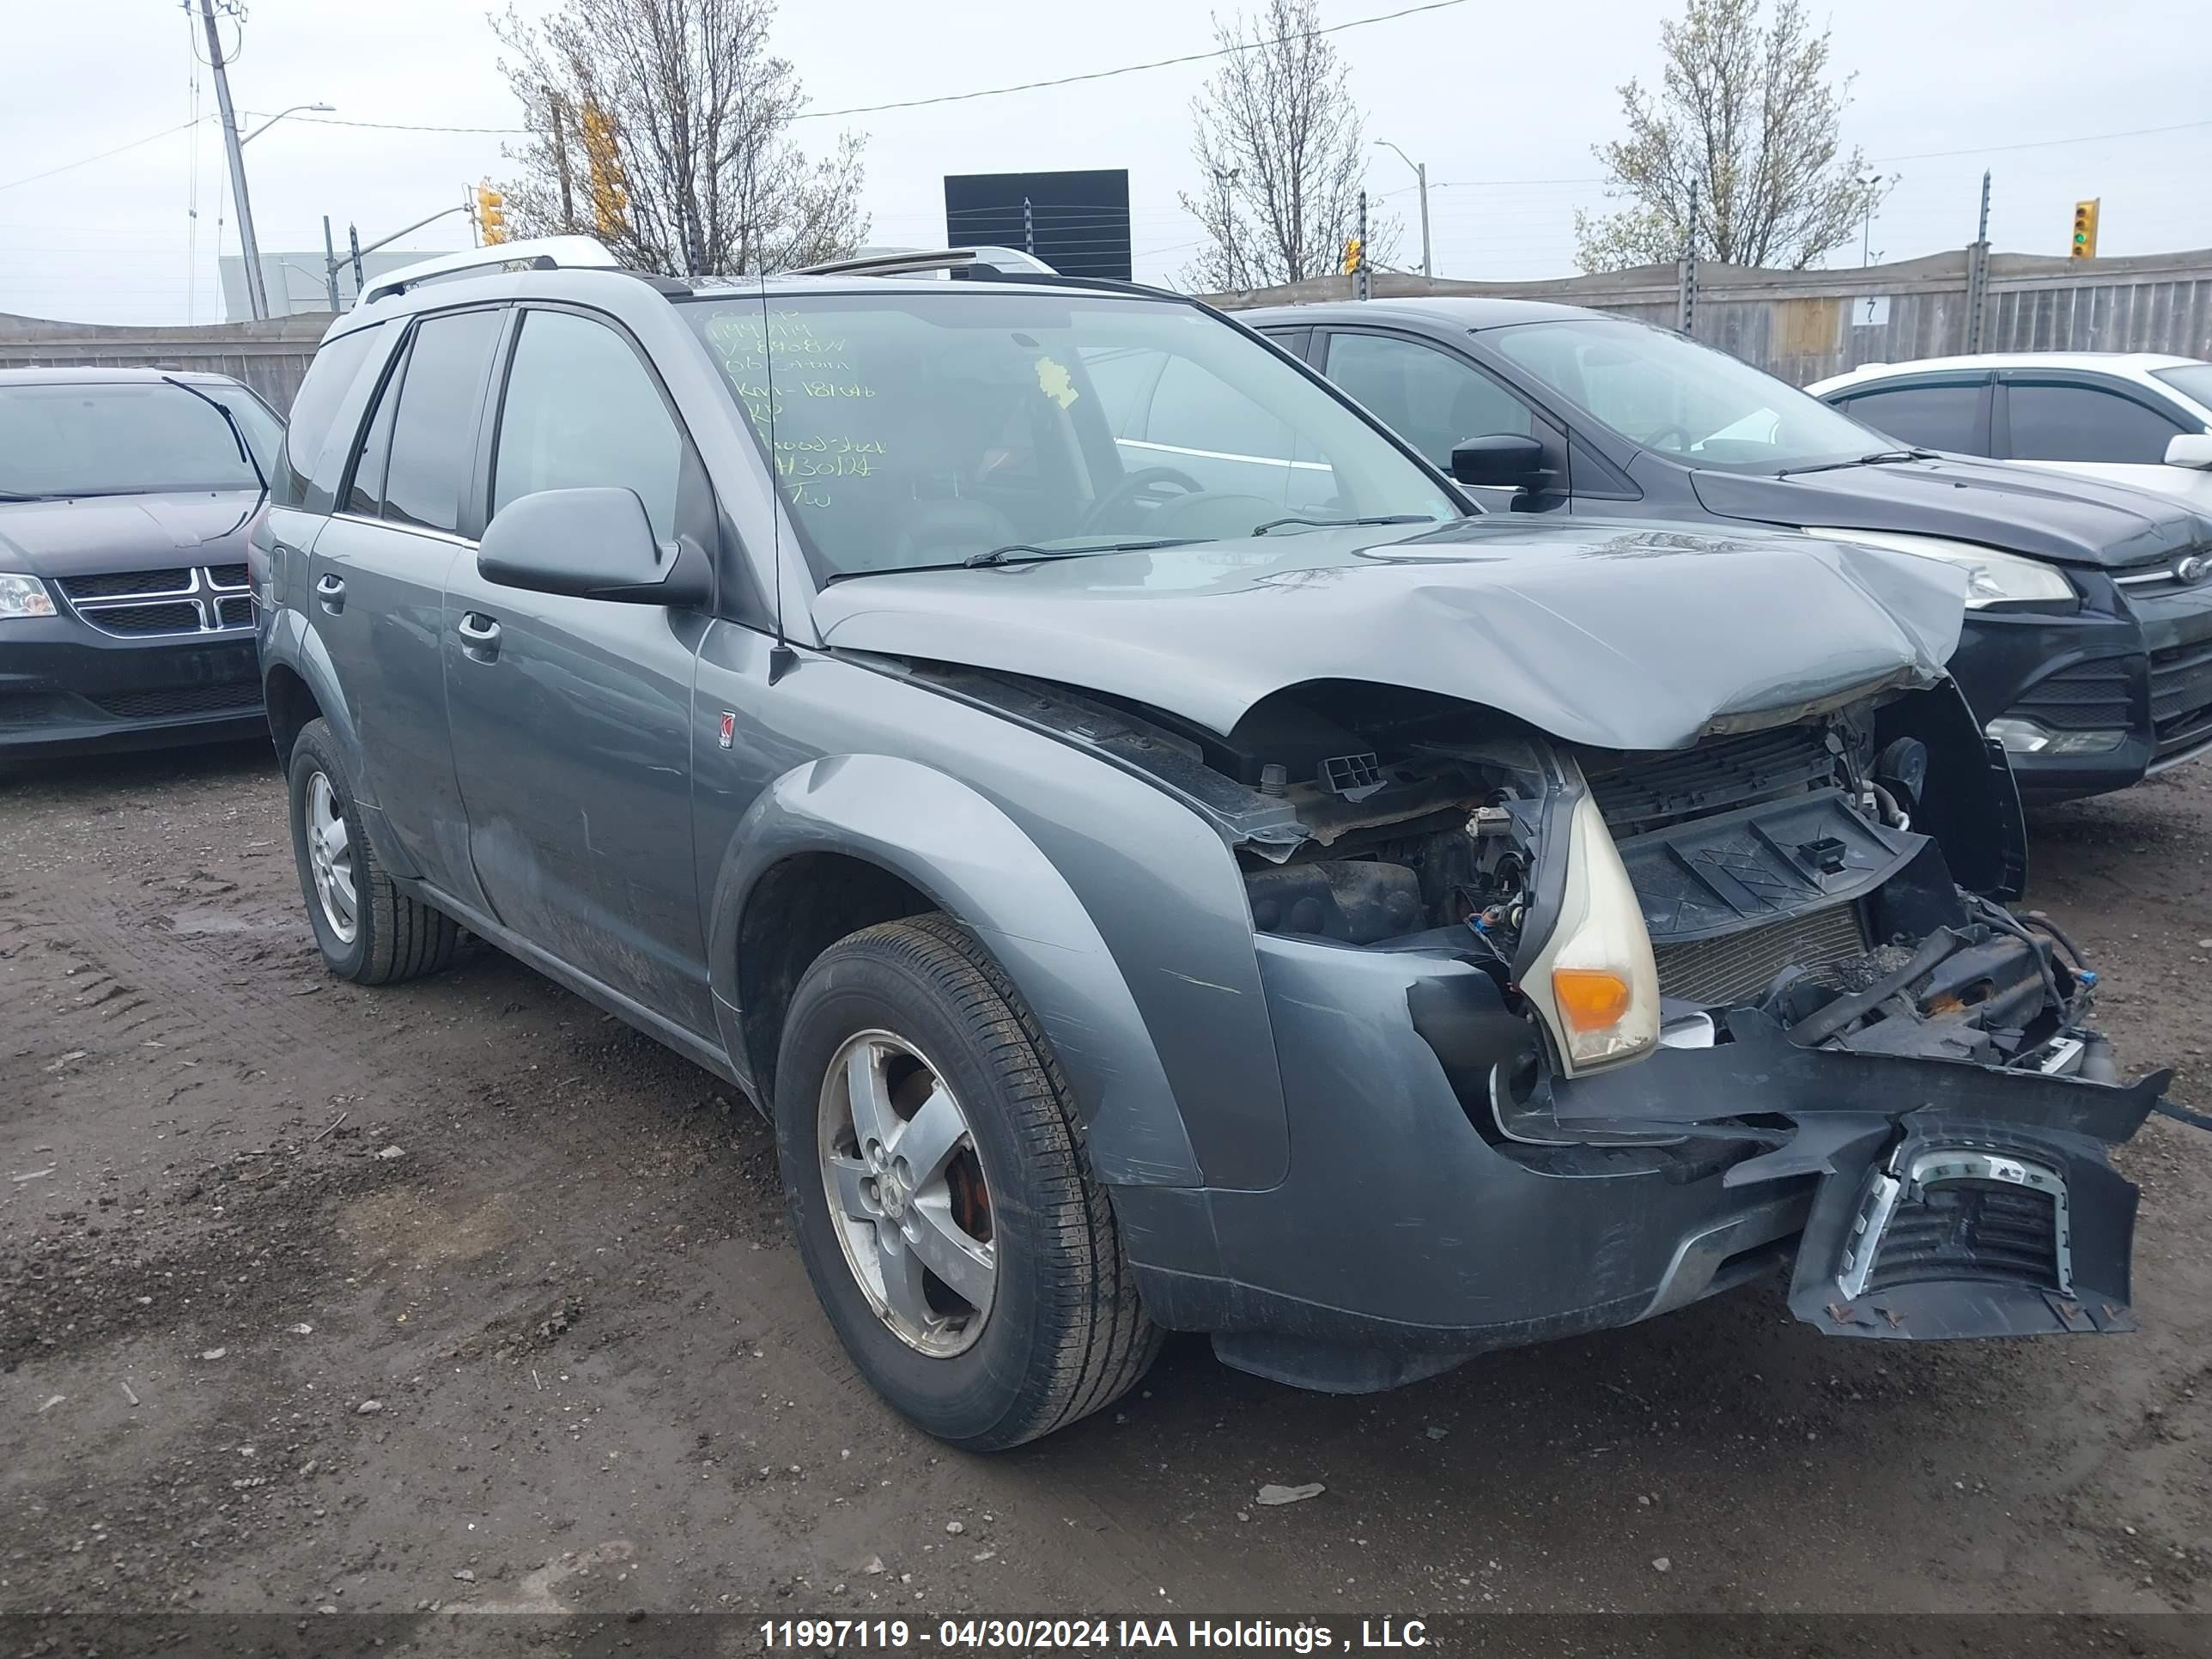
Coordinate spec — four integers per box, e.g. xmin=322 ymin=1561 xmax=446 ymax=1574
xmin=775 ymin=915 xmax=1160 ymax=1449
xmin=287 ymin=718 xmax=459 ymax=986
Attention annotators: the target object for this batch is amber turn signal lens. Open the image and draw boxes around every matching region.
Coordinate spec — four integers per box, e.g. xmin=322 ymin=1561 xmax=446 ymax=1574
xmin=1551 ymin=967 xmax=1633 ymax=1032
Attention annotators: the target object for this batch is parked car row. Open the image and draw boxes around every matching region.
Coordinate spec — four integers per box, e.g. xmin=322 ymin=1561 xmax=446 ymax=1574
xmin=2 ymin=243 xmax=2204 ymax=1452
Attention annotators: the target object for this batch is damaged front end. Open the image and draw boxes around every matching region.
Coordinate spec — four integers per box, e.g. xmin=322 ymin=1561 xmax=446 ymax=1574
xmin=928 ymin=659 xmax=2187 ymax=1354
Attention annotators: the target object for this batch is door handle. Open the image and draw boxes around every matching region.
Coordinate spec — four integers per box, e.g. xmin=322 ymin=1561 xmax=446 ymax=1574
xmin=314 ymin=573 xmax=345 ymax=613
xmin=456 ymin=611 xmax=502 ymax=661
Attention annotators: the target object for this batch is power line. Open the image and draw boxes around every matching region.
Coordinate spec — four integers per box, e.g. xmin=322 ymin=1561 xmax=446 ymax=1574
xmin=793 ymin=0 xmax=1471 ymax=119
xmin=0 ymin=118 xmax=201 ymax=194
xmin=1867 ymin=118 xmax=2212 ymax=163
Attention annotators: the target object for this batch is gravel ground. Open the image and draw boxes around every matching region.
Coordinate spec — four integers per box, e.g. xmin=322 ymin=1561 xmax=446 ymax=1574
xmin=4 ymin=738 xmax=2212 ymax=1638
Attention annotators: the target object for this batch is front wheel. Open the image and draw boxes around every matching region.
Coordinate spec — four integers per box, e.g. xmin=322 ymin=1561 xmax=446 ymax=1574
xmin=774 ymin=915 xmax=1158 ymax=1449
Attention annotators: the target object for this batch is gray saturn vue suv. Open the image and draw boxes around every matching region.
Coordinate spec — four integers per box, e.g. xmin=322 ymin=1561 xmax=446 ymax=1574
xmin=258 ymin=239 xmax=2192 ymax=1449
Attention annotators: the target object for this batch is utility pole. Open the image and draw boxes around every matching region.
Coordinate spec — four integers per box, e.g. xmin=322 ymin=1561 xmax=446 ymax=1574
xmin=547 ymin=89 xmax=575 ymax=234
xmin=1963 ymin=170 xmax=1993 ymax=355
xmin=1413 ymin=160 xmax=1431 ymax=280
xmin=321 ymin=215 xmax=342 ymax=311
xmin=1376 ymin=141 xmax=1430 ymax=279
xmin=1676 ymin=178 xmax=1699 ymax=335
xmin=196 ymin=0 xmax=268 ymax=321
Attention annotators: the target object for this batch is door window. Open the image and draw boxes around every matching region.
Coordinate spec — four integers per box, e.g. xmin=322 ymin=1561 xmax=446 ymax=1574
xmin=492 ymin=309 xmax=687 ymax=541
xmin=1323 ymin=331 xmax=1532 ymax=470
xmin=276 ymin=324 xmax=380 ymax=508
xmin=2006 ymin=381 xmax=2185 ymax=464
xmin=1835 ymin=382 xmax=1987 ymax=453
xmin=381 ymin=308 xmax=504 ymax=535
xmin=344 ymin=339 xmax=406 ymax=518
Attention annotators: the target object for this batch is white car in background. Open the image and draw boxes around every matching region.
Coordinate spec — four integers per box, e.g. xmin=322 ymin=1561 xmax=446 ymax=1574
xmin=1809 ymin=353 xmax=2212 ymax=512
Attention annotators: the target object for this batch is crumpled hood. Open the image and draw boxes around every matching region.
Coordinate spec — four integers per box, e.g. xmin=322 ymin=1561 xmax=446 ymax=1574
xmin=1692 ymin=454 xmax=2212 ymax=569
xmin=811 ymin=517 xmax=1970 ymax=752
xmin=0 ymin=490 xmax=260 ymax=579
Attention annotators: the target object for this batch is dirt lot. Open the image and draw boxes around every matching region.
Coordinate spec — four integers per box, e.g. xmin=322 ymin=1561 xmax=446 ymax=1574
xmin=5 ymin=738 xmax=2212 ymax=1637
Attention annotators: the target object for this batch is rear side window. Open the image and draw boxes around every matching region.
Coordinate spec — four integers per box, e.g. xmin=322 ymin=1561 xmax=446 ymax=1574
xmin=275 ymin=325 xmax=380 ymax=508
xmin=1836 ymin=382 xmax=1987 ymax=453
xmin=491 ymin=310 xmax=684 ymax=541
xmin=380 ymin=308 xmax=504 ymax=535
xmin=2005 ymin=381 xmax=2185 ymax=464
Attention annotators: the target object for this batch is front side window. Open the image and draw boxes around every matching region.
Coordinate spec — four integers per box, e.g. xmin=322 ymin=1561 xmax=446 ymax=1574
xmin=380 ymin=308 xmax=505 ymax=535
xmin=1836 ymin=382 xmax=1987 ymax=453
xmin=2006 ymin=381 xmax=2185 ymax=464
xmin=1491 ymin=317 xmax=1880 ymax=471
xmin=683 ymin=289 xmax=1456 ymax=579
xmin=1324 ymin=331 xmax=1532 ymax=471
xmin=492 ymin=310 xmax=685 ymax=541
xmin=0 ymin=380 xmax=282 ymax=500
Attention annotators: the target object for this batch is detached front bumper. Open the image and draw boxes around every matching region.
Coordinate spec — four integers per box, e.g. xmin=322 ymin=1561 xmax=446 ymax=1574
xmin=1112 ymin=933 xmax=2173 ymax=1393
xmin=0 ymin=613 xmax=263 ymax=758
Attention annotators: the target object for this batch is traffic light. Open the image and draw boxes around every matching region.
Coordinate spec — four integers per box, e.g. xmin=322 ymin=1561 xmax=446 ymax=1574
xmin=475 ymin=181 xmax=507 ymax=246
xmin=1342 ymin=237 xmax=1364 ymax=275
xmin=2070 ymin=198 xmax=2100 ymax=259
xmin=581 ymin=101 xmax=630 ymax=241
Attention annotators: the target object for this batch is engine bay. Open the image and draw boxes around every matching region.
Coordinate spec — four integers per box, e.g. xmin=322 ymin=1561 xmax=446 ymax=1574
xmin=919 ymin=664 xmax=2094 ymax=1082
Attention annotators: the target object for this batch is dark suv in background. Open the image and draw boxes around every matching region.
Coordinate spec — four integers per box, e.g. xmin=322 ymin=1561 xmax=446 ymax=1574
xmin=0 ymin=368 xmax=282 ymax=757
xmin=1244 ymin=299 xmax=2212 ymax=804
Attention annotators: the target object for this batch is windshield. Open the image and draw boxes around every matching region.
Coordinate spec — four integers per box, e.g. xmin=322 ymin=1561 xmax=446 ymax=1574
xmin=0 ymin=380 xmax=282 ymax=500
xmin=682 ymin=289 xmax=1459 ymax=578
xmin=1489 ymin=318 xmax=1886 ymax=472
xmin=2151 ymin=363 xmax=2212 ymax=416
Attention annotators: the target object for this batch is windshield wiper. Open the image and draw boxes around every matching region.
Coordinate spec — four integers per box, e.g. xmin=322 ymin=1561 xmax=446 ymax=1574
xmin=1775 ymin=448 xmax=1936 ymax=478
xmin=1250 ymin=514 xmax=1431 ymax=537
xmin=0 ymin=489 xmax=59 ymax=502
xmin=962 ymin=537 xmax=1205 ymax=568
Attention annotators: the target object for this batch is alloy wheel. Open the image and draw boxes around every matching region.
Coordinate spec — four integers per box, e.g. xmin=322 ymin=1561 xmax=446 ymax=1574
xmin=304 ymin=770 xmax=358 ymax=945
xmin=817 ymin=1029 xmax=997 ymax=1357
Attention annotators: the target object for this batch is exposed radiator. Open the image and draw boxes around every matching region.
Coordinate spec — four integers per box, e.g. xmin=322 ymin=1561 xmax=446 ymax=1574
xmin=1652 ymin=901 xmax=1869 ymax=1006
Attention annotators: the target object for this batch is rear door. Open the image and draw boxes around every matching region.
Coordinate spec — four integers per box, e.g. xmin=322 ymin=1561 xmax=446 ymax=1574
xmin=441 ymin=303 xmax=718 ymax=1033
xmin=309 ymin=306 xmax=507 ymax=908
xmin=1825 ymin=373 xmax=1993 ymax=455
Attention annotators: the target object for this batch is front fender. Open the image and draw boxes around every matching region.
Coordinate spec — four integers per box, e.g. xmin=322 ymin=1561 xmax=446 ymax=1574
xmin=709 ymin=754 xmax=1206 ymax=1188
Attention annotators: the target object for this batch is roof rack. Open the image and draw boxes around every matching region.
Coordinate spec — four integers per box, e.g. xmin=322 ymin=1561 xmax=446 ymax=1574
xmin=357 ymin=236 xmax=623 ymax=307
xmin=788 ymin=246 xmax=1058 ymax=280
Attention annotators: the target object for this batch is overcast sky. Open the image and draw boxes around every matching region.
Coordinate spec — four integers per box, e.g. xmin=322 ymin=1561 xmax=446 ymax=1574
xmin=2 ymin=0 xmax=2206 ymax=325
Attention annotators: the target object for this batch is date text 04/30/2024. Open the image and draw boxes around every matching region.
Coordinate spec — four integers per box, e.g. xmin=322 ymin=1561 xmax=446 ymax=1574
xmin=758 ymin=1620 xmax=1431 ymax=1651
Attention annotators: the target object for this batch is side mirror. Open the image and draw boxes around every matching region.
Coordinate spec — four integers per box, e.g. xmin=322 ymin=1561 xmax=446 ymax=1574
xmin=2164 ymin=433 xmax=2212 ymax=471
xmin=477 ymin=486 xmax=712 ymax=607
xmin=1449 ymin=433 xmax=1551 ymax=491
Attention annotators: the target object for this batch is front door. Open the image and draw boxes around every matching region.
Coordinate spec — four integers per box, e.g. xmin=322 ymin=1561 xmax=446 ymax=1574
xmin=441 ymin=304 xmax=717 ymax=1032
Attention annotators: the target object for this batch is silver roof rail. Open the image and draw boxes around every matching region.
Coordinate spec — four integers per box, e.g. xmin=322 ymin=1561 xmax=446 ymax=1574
xmin=788 ymin=246 xmax=1058 ymax=279
xmin=356 ymin=236 xmax=623 ymax=307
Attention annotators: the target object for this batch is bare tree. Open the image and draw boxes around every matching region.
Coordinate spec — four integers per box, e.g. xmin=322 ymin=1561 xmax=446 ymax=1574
xmin=491 ymin=0 xmax=868 ymax=276
xmin=1178 ymin=0 xmax=1396 ymax=290
xmin=1574 ymin=0 xmax=1887 ymax=272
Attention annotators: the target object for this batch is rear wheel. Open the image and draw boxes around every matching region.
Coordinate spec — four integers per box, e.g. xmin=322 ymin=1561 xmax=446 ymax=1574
xmin=287 ymin=719 xmax=458 ymax=985
xmin=775 ymin=915 xmax=1158 ymax=1449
